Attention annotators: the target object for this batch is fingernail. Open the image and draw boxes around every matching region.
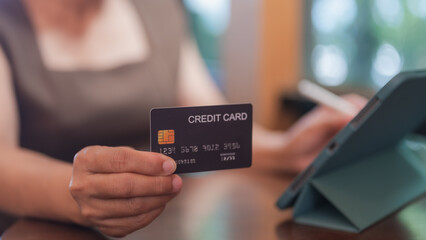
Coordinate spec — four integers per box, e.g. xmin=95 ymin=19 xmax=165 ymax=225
xmin=172 ymin=175 xmax=182 ymax=192
xmin=162 ymin=158 xmax=176 ymax=174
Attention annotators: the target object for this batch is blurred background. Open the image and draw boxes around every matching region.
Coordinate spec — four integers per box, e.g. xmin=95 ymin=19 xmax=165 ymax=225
xmin=183 ymin=0 xmax=426 ymax=129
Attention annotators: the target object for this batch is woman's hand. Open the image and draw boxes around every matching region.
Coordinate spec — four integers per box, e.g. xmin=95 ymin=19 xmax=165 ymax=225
xmin=69 ymin=146 xmax=182 ymax=237
xmin=253 ymin=94 xmax=367 ymax=173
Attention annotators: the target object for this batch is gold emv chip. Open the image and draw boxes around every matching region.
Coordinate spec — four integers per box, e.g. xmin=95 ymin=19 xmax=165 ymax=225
xmin=158 ymin=130 xmax=175 ymax=144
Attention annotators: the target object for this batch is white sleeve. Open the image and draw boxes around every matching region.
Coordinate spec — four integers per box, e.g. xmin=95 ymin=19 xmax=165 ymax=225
xmin=177 ymin=37 xmax=227 ymax=106
xmin=0 ymin=47 xmax=19 ymax=146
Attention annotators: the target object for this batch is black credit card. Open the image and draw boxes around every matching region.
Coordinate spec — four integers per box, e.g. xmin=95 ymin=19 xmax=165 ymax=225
xmin=150 ymin=104 xmax=252 ymax=173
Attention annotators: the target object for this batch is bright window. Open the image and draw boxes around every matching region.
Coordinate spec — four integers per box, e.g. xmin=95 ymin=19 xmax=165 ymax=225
xmin=305 ymin=0 xmax=426 ymax=90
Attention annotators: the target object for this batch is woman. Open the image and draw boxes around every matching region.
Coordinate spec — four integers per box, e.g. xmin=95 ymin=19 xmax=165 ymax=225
xmin=0 ymin=0 xmax=365 ymax=237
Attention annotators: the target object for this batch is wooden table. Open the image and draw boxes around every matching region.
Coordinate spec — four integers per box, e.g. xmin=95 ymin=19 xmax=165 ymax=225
xmin=1 ymin=168 xmax=426 ymax=240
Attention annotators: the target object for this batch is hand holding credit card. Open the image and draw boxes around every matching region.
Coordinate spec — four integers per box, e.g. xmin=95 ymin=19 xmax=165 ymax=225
xmin=150 ymin=104 xmax=252 ymax=173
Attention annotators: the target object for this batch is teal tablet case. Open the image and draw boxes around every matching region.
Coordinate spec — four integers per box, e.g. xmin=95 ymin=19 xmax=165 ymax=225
xmin=277 ymin=71 xmax=426 ymax=232
xmin=293 ymin=136 xmax=426 ymax=232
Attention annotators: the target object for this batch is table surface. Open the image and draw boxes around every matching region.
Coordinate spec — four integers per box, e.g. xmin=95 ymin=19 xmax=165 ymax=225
xmin=1 ymin=167 xmax=426 ymax=240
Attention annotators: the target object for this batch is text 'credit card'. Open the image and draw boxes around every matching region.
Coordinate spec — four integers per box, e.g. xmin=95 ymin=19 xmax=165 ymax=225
xmin=150 ymin=104 xmax=252 ymax=173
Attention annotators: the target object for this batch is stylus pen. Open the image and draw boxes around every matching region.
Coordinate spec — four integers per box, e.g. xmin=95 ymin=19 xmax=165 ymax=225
xmin=298 ymin=79 xmax=358 ymax=116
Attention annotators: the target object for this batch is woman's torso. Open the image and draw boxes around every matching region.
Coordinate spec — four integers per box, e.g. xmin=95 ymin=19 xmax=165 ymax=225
xmin=0 ymin=0 xmax=185 ymax=161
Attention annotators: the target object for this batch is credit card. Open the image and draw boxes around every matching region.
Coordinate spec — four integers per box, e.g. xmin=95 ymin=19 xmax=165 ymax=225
xmin=150 ymin=104 xmax=252 ymax=173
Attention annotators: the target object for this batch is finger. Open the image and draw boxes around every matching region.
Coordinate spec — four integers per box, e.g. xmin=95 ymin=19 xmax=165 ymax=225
xmin=289 ymin=159 xmax=311 ymax=173
xmin=303 ymin=107 xmax=349 ymax=134
xmin=97 ymin=207 xmax=165 ymax=237
xmin=82 ymin=194 xmax=176 ymax=220
xmin=84 ymin=173 xmax=182 ymax=198
xmin=314 ymin=94 xmax=367 ymax=119
xmin=74 ymin=146 xmax=176 ymax=175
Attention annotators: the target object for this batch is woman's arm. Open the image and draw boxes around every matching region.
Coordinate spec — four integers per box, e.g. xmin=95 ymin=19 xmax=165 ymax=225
xmin=0 ymin=146 xmax=82 ymax=222
xmin=0 ymin=47 xmax=182 ymax=237
xmin=177 ymin=37 xmax=226 ymax=106
xmin=0 ymin=46 xmax=18 ymax=147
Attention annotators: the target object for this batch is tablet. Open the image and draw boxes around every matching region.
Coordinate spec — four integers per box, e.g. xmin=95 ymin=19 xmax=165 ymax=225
xmin=277 ymin=70 xmax=426 ymax=209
